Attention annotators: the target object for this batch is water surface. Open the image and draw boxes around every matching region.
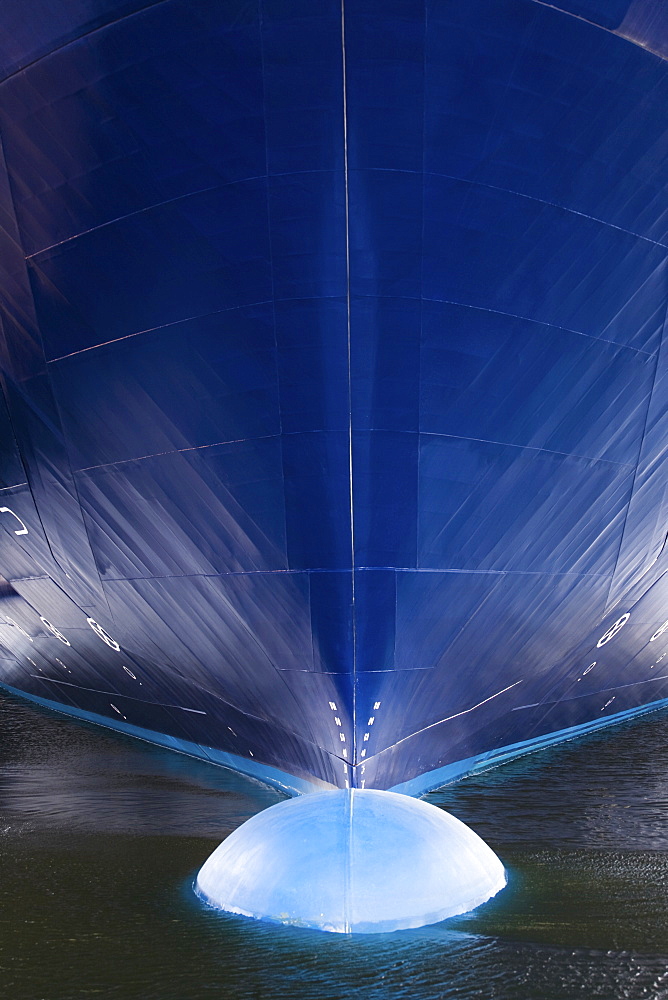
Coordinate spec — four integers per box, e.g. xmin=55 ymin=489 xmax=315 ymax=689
xmin=2 ymin=692 xmax=668 ymax=999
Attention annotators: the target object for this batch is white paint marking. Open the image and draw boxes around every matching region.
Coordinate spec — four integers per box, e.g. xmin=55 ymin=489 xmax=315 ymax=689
xmin=40 ymin=617 xmax=70 ymax=645
xmin=5 ymin=617 xmax=33 ymax=641
xmin=596 ymin=614 xmax=630 ymax=647
xmin=0 ymin=507 xmax=28 ymax=535
xmin=87 ymin=618 xmax=121 ymax=651
xmin=650 ymin=620 xmax=668 ymax=642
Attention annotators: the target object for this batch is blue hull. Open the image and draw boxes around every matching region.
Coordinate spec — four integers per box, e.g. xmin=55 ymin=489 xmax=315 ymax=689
xmin=0 ymin=0 xmax=668 ymax=795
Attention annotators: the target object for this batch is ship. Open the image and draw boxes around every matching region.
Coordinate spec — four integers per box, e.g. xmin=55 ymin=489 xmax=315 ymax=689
xmin=1 ymin=0 xmax=668 ymax=931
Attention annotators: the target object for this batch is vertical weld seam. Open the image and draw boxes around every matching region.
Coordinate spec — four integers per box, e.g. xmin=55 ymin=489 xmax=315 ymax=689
xmin=258 ymin=1 xmax=289 ymax=568
xmin=341 ymin=0 xmax=358 ymax=771
xmin=417 ymin=0 xmax=428 ymax=572
xmin=344 ymin=786 xmax=355 ymax=933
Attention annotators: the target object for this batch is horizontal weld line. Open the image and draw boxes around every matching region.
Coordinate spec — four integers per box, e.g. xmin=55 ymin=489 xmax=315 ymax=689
xmin=420 ymin=297 xmax=657 ymax=356
xmin=16 ymin=636 xmax=331 ymax=749
xmin=26 ymin=673 xmax=346 ymax=760
xmin=45 ymin=298 xmax=276 ymax=362
xmin=417 ymin=168 xmax=668 ymax=250
xmin=0 ymin=0 xmax=172 ymax=85
xmin=378 ymin=568 xmax=611 ymax=575
xmin=418 ymin=431 xmax=636 ymax=467
xmin=99 ymin=568 xmax=612 ymax=582
xmin=528 ymin=0 xmax=668 ymax=63
xmin=75 ymin=421 xmax=444 ymax=473
xmin=346 ymin=166 xmax=667 ymax=249
xmin=340 ymin=290 xmax=657 ymax=357
xmin=27 ymin=167 xmax=341 ymax=260
xmin=74 ymin=433 xmax=280 ymax=472
xmin=72 ymin=426 xmax=634 ymax=474
xmin=524 ymin=673 xmax=668 ymax=708
xmin=103 ymin=569 xmax=335 ymax=580
xmin=30 ymin=674 xmax=208 ymax=711
xmin=26 ymin=183 xmax=222 ymax=259
xmin=45 ymin=292 xmax=349 ymax=363
xmin=46 ymin=294 xmax=644 ymax=363
xmin=74 ymin=425 xmax=366 ymax=474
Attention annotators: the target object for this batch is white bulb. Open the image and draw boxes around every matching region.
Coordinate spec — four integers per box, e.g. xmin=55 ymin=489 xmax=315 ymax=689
xmin=196 ymin=788 xmax=505 ymax=934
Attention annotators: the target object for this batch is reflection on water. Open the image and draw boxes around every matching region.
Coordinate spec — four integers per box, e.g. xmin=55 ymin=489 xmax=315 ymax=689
xmin=2 ymin=692 xmax=668 ymax=999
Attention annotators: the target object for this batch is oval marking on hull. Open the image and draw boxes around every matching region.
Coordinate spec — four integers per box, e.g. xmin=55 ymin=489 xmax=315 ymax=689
xmin=39 ymin=617 xmax=71 ymax=645
xmin=596 ymin=614 xmax=630 ymax=648
xmin=87 ymin=618 xmax=121 ymax=651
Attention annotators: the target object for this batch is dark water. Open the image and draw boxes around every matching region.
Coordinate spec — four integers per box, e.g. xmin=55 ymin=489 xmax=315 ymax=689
xmin=2 ymin=695 xmax=668 ymax=999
